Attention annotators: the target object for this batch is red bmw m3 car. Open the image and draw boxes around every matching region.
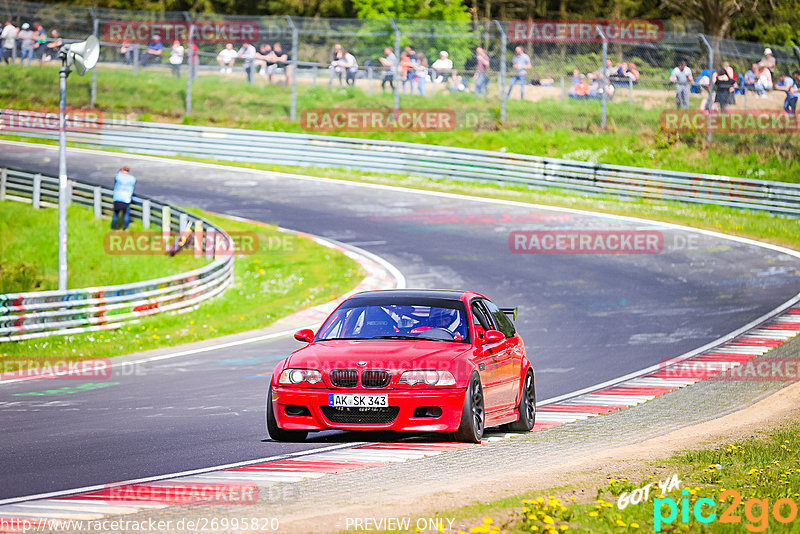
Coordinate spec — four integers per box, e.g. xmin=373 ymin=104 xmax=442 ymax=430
xmin=266 ymin=289 xmax=535 ymax=443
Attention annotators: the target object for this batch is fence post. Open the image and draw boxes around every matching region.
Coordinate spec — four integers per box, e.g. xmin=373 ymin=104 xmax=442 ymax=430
xmin=0 ymin=168 xmax=6 ymax=201
xmin=184 ymin=13 xmax=194 ymax=116
xmin=699 ymin=34 xmax=714 ymax=143
xmin=367 ymin=66 xmax=373 ymax=94
xmin=312 ymin=64 xmax=318 ymax=88
xmin=596 ymin=25 xmax=608 ymax=130
xmin=179 ymin=213 xmax=189 ymax=233
xmin=32 ymin=173 xmax=41 ymax=209
xmin=133 ymin=44 xmax=139 ymax=76
xmin=93 ymin=186 xmax=102 ymax=218
xmin=494 ymin=20 xmax=507 ymax=122
xmin=560 ymin=75 xmax=565 ymax=100
xmin=142 ymin=199 xmax=151 ymax=229
xmin=194 ymin=220 xmax=203 ymax=256
xmin=389 ymin=18 xmax=400 ymax=115
xmin=287 ymin=16 xmax=298 ymax=121
xmin=89 ymin=7 xmax=98 ymax=108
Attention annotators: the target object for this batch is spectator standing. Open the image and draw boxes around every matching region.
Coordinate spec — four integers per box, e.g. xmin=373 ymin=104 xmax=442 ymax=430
xmin=44 ymin=29 xmax=61 ymax=62
xmin=111 ymin=167 xmax=136 ymax=231
xmin=473 ymin=47 xmax=490 ymax=96
xmin=238 ymin=41 xmax=257 ymax=83
xmin=379 ymin=46 xmax=396 ymax=92
xmin=169 ymin=40 xmax=184 ymax=78
xmin=141 ymin=35 xmax=163 ymax=66
xmin=712 ymin=62 xmax=736 ymax=111
xmin=255 ymin=43 xmax=272 ymax=76
xmin=669 ymin=60 xmax=693 ymax=109
xmin=431 ymin=50 xmax=453 ymax=83
xmin=415 ymin=52 xmax=428 ymax=95
xmin=405 ymin=46 xmax=418 ymax=93
xmin=399 ymin=51 xmax=413 ymax=93
xmin=119 ymin=40 xmax=134 ymax=65
xmin=33 ymin=23 xmax=46 ymax=65
xmin=217 ymin=43 xmax=236 ymax=73
xmin=1 ymin=21 xmax=17 ymax=64
xmin=507 ymin=46 xmax=531 ymax=99
xmin=18 ymin=23 xmax=35 ymax=66
xmin=775 ymin=73 xmax=797 ymax=115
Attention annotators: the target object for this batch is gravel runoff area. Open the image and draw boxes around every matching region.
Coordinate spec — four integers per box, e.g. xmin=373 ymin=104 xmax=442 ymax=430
xmin=43 ymin=334 xmax=800 ymax=534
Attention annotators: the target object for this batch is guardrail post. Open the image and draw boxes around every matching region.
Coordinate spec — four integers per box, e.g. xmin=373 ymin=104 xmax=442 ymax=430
xmin=205 ymin=229 xmax=215 ymax=260
xmin=162 ymin=205 xmax=171 ymax=248
xmin=194 ymin=220 xmax=203 ymax=256
xmin=142 ymin=199 xmax=151 ymax=229
xmin=66 ymin=180 xmax=73 ymax=207
xmin=179 ymin=213 xmax=189 ymax=233
xmin=93 ymin=186 xmax=102 ymax=218
xmin=0 ymin=168 xmax=6 ymax=201
xmin=32 ymin=173 xmax=42 ymax=209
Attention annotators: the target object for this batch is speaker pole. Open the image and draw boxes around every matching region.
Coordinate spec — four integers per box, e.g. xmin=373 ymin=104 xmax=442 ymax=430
xmin=57 ymin=49 xmax=71 ymax=291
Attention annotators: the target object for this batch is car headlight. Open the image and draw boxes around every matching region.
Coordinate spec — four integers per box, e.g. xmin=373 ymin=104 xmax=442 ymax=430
xmin=278 ymin=368 xmax=323 ymax=385
xmin=397 ymin=370 xmax=456 ymax=386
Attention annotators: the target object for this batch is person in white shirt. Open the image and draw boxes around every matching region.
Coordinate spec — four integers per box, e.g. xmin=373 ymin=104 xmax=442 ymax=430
xmin=237 ymin=42 xmax=257 ymax=83
xmin=334 ymin=50 xmax=358 ymax=86
xmin=1 ymin=21 xmax=18 ymax=64
xmin=431 ymin=50 xmax=453 ymax=83
xmin=169 ymin=40 xmax=184 ymax=78
xmin=217 ymin=43 xmax=237 ymax=73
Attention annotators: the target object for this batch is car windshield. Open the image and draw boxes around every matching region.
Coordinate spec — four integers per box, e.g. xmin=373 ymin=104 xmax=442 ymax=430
xmin=316 ymin=302 xmax=470 ymax=343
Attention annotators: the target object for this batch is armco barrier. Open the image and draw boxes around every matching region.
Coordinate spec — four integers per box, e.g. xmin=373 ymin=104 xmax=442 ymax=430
xmin=0 ymin=167 xmax=235 ymax=343
xmin=4 ymin=114 xmax=800 ymax=216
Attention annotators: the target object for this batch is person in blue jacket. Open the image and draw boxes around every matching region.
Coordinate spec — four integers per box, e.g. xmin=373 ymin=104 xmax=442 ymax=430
xmin=111 ymin=166 xmax=136 ymax=230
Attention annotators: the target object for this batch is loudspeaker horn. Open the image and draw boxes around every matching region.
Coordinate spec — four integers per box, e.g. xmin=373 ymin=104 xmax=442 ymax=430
xmin=67 ymin=35 xmax=99 ymax=76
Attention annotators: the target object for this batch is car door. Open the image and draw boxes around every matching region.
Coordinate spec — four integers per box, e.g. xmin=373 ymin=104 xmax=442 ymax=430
xmin=482 ymin=299 xmax=521 ymax=410
xmin=470 ymin=299 xmax=503 ymax=412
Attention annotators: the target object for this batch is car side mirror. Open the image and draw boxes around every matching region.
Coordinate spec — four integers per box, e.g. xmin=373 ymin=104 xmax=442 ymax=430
xmin=294 ymin=329 xmax=315 ymax=343
xmin=482 ymin=329 xmax=505 ymax=344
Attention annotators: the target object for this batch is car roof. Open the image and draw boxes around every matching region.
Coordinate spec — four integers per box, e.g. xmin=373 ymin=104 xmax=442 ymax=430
xmin=348 ymin=289 xmax=479 ymax=302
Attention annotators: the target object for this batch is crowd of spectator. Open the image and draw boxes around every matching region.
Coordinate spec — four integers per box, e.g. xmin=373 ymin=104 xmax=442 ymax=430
xmin=2 ymin=20 xmax=54 ymax=65
xmin=666 ymin=48 xmax=799 ymax=115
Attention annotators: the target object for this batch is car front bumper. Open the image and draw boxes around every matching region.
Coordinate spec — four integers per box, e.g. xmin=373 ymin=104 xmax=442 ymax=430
xmin=271 ymin=386 xmax=467 ymax=433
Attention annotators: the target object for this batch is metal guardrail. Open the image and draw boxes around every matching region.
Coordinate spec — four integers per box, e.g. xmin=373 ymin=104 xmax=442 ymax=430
xmin=6 ymin=115 xmax=800 ymax=216
xmin=0 ymin=167 xmax=235 ymax=343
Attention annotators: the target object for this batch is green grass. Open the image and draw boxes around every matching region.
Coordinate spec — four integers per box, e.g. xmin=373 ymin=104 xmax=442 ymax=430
xmin=2 ymin=64 xmax=799 ymax=182
xmin=0 ymin=199 xmax=206 ymax=292
xmin=0 ymin=203 xmax=363 ymax=362
xmin=397 ymin=424 xmax=800 ymax=533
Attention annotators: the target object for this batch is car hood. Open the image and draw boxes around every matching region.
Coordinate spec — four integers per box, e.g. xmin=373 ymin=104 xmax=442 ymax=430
xmin=287 ymin=339 xmax=470 ymax=372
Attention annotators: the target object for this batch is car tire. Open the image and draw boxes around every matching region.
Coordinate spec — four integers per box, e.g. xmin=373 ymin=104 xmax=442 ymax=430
xmin=506 ymin=369 xmax=536 ymax=432
xmin=266 ymin=385 xmax=308 ymax=442
xmin=453 ymin=372 xmax=484 ymax=443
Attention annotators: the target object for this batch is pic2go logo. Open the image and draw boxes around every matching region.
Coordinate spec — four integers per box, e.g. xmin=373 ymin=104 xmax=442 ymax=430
xmin=655 ymin=489 xmax=799 ymax=532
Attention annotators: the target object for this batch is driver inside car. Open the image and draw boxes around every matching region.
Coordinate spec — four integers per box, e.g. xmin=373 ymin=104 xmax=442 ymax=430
xmin=411 ymin=308 xmax=465 ymax=340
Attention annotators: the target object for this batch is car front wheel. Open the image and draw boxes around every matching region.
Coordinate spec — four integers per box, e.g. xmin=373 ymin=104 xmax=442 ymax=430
xmin=453 ymin=372 xmax=484 ymax=443
xmin=266 ymin=385 xmax=308 ymax=442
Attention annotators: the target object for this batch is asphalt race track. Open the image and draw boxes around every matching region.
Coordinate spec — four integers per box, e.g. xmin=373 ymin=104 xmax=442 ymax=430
xmin=2 ymin=142 xmax=800 ymax=501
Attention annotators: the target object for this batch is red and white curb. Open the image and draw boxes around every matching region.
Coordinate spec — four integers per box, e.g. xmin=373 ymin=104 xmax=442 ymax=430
xmin=1 ymin=309 xmax=798 ymax=530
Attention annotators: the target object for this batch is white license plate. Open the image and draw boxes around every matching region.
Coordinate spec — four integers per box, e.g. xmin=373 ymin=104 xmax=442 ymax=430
xmin=328 ymin=393 xmax=388 ymax=408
